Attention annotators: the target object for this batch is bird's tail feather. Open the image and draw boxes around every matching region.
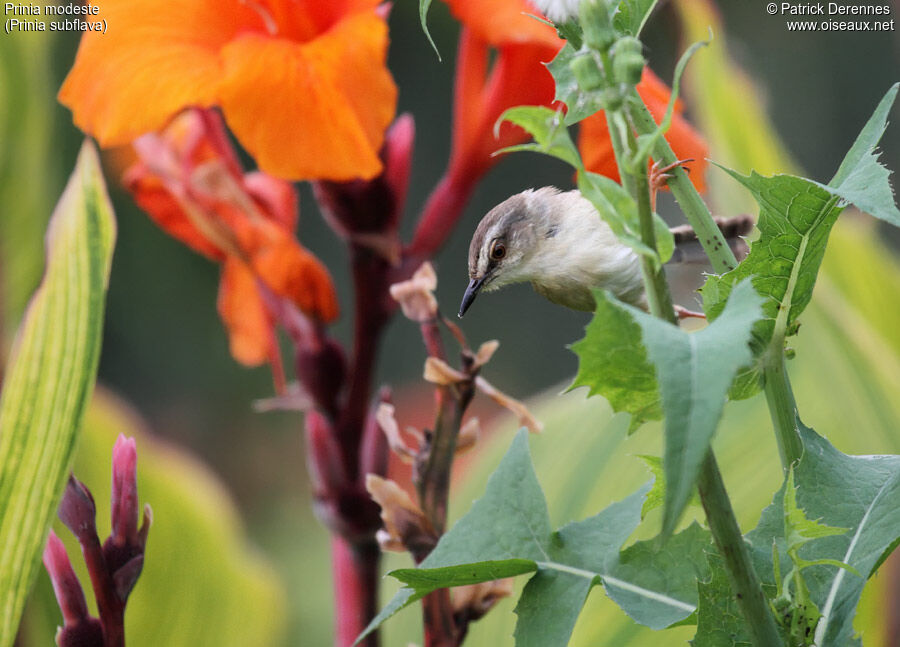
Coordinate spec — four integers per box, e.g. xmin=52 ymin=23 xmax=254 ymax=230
xmin=667 ymin=215 xmax=754 ymax=265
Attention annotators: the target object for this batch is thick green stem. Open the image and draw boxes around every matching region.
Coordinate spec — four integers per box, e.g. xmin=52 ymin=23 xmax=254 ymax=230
xmin=763 ymin=350 xmax=803 ymax=469
xmin=628 ymin=87 xmax=803 ymax=473
xmin=625 ymin=90 xmax=737 ymax=274
xmin=610 ymin=88 xmax=783 ymax=647
xmin=697 ymin=452 xmax=784 ymax=646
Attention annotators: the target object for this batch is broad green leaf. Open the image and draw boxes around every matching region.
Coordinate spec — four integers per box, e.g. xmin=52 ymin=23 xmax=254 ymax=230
xmin=702 ymin=171 xmax=845 ymax=398
xmin=0 ymin=141 xmax=115 ymax=647
xmin=782 ymin=469 xmax=851 ymax=560
xmin=363 ymin=432 xmax=704 ymax=645
xmin=637 ymin=455 xmax=665 ymax=517
xmin=630 ymin=280 xmax=763 ymax=537
xmin=496 ymin=106 xmax=583 ymax=169
xmin=419 ymin=0 xmax=441 ymax=60
xmin=692 ymin=550 xmax=754 ymax=647
xmin=818 ymin=83 xmax=900 ymax=227
xmin=604 ymin=522 xmax=710 ymax=629
xmin=23 ymin=391 xmax=287 ymax=647
xmin=746 ymin=425 xmax=900 ymax=646
xmin=612 ymin=0 xmax=658 ymax=36
xmin=569 ymin=291 xmax=661 ymax=433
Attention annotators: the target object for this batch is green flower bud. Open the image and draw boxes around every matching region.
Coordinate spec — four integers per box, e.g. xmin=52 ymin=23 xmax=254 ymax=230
xmin=569 ymin=53 xmax=605 ymax=93
xmin=579 ymin=0 xmax=615 ymax=52
xmin=597 ymin=87 xmax=624 ymax=111
xmin=612 ymin=38 xmax=645 ymax=86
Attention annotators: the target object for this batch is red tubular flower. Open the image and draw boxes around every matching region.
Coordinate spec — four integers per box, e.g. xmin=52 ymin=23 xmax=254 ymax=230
xmin=123 ymin=108 xmax=339 ymax=371
xmin=578 ymin=68 xmax=710 ymax=192
xmin=409 ymin=0 xmax=563 ymax=257
xmin=58 ymin=0 xmax=397 ymax=181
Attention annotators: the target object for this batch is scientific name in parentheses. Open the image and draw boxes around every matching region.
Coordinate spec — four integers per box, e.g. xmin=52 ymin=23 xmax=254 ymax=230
xmin=5 ymin=2 xmax=105 ymax=32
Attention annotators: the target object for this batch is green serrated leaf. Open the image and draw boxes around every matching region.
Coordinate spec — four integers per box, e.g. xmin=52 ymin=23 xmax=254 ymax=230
xmin=612 ymin=0 xmax=659 ymax=36
xmin=692 ymin=550 xmax=754 ymax=647
xmin=782 ymin=468 xmax=849 ymax=555
xmin=747 ymin=425 xmax=900 ymax=646
xmin=361 ymin=432 xmax=704 ymax=645
xmin=568 ymin=291 xmax=661 ymax=433
xmin=419 ymin=0 xmax=441 ymax=60
xmin=546 ymin=44 xmax=606 ymax=125
xmin=605 ymin=522 xmax=711 ymax=629
xmin=702 ymin=170 xmax=845 ymax=399
xmin=638 ymin=455 xmax=665 ymax=517
xmin=629 ymin=280 xmax=763 ymax=537
xmin=818 ymin=83 xmax=900 ymax=227
xmin=0 ymin=141 xmax=116 ymax=647
xmin=496 ymin=106 xmax=584 ymax=168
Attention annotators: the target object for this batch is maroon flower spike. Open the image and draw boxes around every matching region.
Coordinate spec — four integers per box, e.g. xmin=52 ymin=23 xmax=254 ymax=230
xmin=43 ymin=531 xmax=105 ymax=647
xmin=104 ymin=435 xmax=151 ymax=601
xmin=313 ymin=114 xmax=415 ymax=264
xmin=44 ymin=435 xmax=151 ymax=647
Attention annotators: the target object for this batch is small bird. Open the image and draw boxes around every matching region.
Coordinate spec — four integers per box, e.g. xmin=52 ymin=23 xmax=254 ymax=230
xmin=458 ymin=186 xmax=751 ymax=317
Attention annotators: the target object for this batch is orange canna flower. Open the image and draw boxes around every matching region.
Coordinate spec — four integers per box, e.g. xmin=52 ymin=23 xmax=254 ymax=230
xmin=123 ymin=108 xmax=339 ymax=369
xmin=578 ymin=68 xmax=709 ymax=192
xmin=59 ymin=0 xmax=397 ymax=182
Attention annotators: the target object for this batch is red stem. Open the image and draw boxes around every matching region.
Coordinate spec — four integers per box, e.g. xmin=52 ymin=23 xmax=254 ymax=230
xmin=332 ymin=536 xmax=381 ymax=647
xmin=79 ymin=536 xmax=125 ymax=647
xmin=338 ymin=246 xmax=393 ymax=476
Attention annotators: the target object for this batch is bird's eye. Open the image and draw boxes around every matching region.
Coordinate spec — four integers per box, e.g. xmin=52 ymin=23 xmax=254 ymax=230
xmin=490 ymin=242 xmax=506 ymax=260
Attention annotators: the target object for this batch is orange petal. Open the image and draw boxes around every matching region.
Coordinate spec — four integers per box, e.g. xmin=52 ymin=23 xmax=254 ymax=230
xmin=218 ymin=11 xmax=396 ymax=181
xmin=578 ymin=68 xmax=708 ymax=192
xmin=229 ymin=217 xmax=339 ymax=322
xmin=218 ymin=257 xmax=275 ymax=366
xmin=124 ymin=163 xmax=226 ymax=261
xmin=58 ymin=0 xmax=264 ymax=146
xmin=444 ymin=0 xmax=562 ymax=49
xmin=259 ymin=0 xmax=381 ymax=41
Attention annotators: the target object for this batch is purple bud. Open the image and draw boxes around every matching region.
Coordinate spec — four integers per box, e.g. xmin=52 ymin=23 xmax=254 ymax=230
xmin=382 ymin=113 xmax=415 ymax=229
xmin=110 ymin=435 xmax=138 ymax=547
xmin=295 ymin=337 xmax=346 ymax=418
xmin=43 ymin=531 xmax=105 ymax=647
xmin=58 ymin=476 xmax=97 ymax=543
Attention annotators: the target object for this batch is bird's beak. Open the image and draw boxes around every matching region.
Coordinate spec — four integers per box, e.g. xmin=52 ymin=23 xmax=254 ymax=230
xmin=458 ymin=277 xmax=485 ymax=317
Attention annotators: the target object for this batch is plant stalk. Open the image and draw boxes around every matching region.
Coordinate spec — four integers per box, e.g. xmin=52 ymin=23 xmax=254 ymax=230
xmin=627 ymin=87 xmax=803 ymax=474
xmin=763 ymin=349 xmax=803 ymax=469
xmin=332 ymin=536 xmax=380 ymax=647
xmin=697 ymin=452 xmax=784 ymax=646
xmin=611 ymin=90 xmax=783 ymax=646
xmin=625 ymin=89 xmax=737 ymax=274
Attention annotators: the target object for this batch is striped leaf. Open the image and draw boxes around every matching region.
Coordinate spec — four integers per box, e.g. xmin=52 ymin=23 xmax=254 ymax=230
xmin=0 ymin=140 xmax=115 ymax=647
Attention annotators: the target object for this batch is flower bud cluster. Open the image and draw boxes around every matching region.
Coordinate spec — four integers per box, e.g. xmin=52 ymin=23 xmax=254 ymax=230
xmin=44 ymin=435 xmax=151 ymax=647
xmin=563 ymin=0 xmax=647 ymax=108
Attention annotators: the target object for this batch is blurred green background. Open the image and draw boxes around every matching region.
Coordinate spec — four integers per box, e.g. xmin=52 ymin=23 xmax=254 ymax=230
xmin=1 ymin=0 xmax=899 ymax=645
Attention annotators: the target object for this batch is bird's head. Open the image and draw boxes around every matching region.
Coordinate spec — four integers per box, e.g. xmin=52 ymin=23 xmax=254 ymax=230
xmin=459 ymin=189 xmax=560 ymax=317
